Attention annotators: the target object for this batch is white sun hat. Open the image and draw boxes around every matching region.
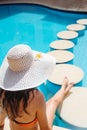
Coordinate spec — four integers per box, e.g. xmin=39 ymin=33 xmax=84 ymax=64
xmin=0 ymin=44 xmax=56 ymax=91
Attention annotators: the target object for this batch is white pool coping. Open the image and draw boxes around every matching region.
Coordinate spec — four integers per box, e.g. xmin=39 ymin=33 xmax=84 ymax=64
xmin=0 ymin=0 xmax=87 ymax=12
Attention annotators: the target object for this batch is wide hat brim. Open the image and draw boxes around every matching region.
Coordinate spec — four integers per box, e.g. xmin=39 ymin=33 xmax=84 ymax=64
xmin=0 ymin=51 xmax=56 ymax=91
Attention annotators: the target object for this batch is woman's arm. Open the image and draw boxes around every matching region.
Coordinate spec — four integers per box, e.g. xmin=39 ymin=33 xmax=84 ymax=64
xmin=36 ymin=91 xmax=51 ymax=130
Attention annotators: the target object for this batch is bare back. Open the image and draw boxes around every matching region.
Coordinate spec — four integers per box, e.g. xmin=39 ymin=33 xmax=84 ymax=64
xmin=9 ymin=90 xmax=50 ymax=130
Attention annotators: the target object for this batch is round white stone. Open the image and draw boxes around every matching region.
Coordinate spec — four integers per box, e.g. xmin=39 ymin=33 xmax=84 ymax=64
xmin=50 ymin=40 xmax=74 ymax=50
xmin=48 ymin=50 xmax=74 ymax=63
xmin=77 ymin=19 xmax=87 ymax=25
xmin=67 ymin=24 xmax=86 ymax=31
xmin=57 ymin=30 xmax=78 ymax=39
xmin=57 ymin=87 xmax=87 ymax=128
xmin=48 ymin=64 xmax=84 ymax=85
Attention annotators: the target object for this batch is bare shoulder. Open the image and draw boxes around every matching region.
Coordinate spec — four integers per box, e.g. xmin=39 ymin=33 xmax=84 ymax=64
xmin=34 ymin=90 xmax=45 ymax=101
xmin=33 ymin=89 xmax=45 ymax=106
xmin=26 ymin=89 xmax=45 ymax=113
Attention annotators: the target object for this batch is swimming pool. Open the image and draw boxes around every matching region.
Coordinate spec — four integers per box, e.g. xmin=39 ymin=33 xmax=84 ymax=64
xmin=0 ymin=4 xmax=87 ymax=129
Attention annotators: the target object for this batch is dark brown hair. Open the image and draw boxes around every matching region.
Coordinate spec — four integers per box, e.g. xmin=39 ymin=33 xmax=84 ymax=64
xmin=0 ymin=88 xmax=37 ymax=120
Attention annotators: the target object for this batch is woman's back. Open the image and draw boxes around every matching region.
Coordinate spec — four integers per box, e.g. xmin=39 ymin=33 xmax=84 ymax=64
xmin=9 ymin=90 xmax=43 ymax=130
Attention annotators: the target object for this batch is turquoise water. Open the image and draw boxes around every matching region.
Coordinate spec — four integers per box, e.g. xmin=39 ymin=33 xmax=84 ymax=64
xmin=0 ymin=4 xmax=87 ymax=129
xmin=0 ymin=4 xmax=87 ymax=86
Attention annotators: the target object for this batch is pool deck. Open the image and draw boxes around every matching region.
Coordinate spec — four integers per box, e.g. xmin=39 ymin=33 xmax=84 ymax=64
xmin=0 ymin=0 xmax=87 ymax=12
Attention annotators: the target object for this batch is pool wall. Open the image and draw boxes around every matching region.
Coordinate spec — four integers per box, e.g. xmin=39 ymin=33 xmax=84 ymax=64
xmin=0 ymin=0 xmax=87 ymax=12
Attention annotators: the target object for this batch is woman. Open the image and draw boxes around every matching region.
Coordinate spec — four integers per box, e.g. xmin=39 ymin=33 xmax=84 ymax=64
xmin=0 ymin=44 xmax=73 ymax=130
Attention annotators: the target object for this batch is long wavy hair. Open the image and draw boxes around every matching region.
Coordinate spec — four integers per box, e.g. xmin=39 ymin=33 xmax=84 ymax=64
xmin=0 ymin=88 xmax=37 ymax=120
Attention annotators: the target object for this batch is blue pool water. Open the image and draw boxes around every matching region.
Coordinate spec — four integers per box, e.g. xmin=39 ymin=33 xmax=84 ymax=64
xmin=0 ymin=4 xmax=87 ymax=129
xmin=0 ymin=4 xmax=87 ymax=85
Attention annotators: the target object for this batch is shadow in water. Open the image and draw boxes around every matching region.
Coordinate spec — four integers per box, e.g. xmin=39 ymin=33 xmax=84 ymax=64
xmin=57 ymin=37 xmax=78 ymax=45
xmin=46 ymin=79 xmax=83 ymax=95
xmin=49 ymin=47 xmax=74 ymax=53
xmin=46 ymin=80 xmax=61 ymax=95
xmin=74 ymin=80 xmax=83 ymax=86
xmin=0 ymin=4 xmax=50 ymax=20
xmin=78 ymin=30 xmax=85 ymax=38
xmin=55 ymin=115 xmax=87 ymax=130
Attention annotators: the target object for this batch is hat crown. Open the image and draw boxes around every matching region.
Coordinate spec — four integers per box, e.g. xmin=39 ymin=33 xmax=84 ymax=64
xmin=7 ymin=44 xmax=34 ymax=72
